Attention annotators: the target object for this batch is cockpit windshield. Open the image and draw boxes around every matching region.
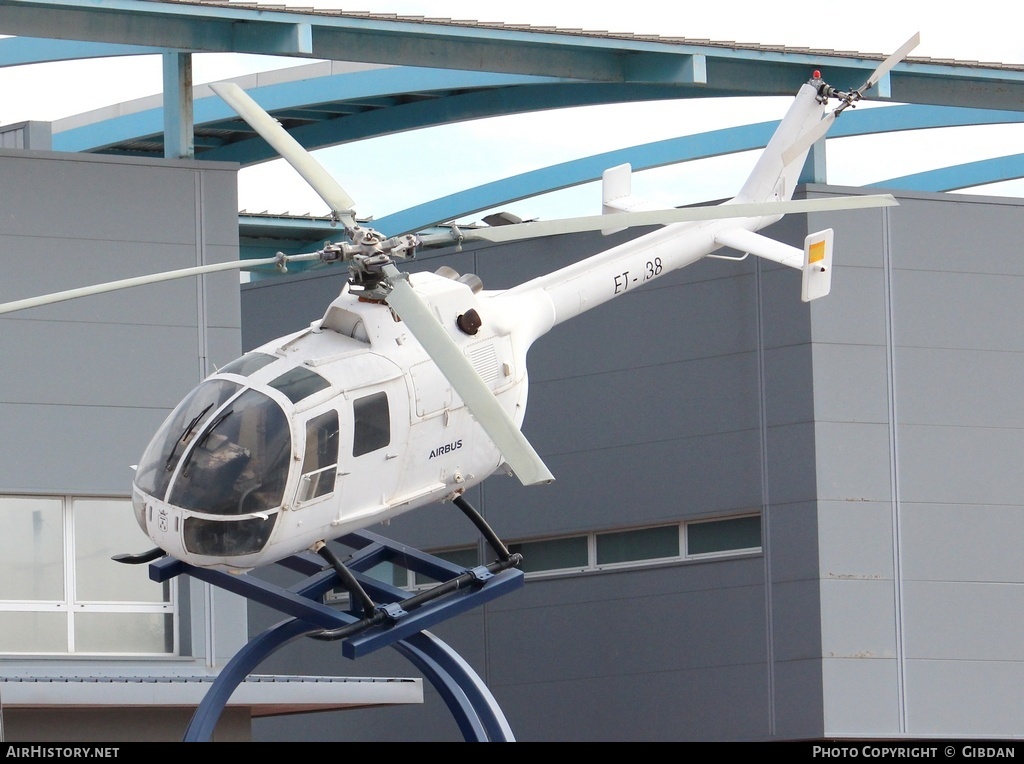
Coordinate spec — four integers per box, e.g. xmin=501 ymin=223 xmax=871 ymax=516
xmin=135 ymin=380 xmax=293 ymax=520
xmin=168 ymin=388 xmax=291 ymax=516
xmin=135 ymin=380 xmax=240 ymax=500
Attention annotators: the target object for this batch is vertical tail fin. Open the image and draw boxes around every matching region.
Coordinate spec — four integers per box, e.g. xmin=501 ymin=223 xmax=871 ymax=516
xmin=736 ymin=77 xmax=829 ymax=204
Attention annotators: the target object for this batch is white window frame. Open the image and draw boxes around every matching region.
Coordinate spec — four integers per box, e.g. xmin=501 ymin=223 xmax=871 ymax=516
xmin=0 ymin=495 xmax=177 ymax=656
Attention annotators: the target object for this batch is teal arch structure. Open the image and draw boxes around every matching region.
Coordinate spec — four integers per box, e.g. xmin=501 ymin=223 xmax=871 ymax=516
xmin=869 ymin=154 xmax=1024 ymax=192
xmin=3 ymin=23 xmax=1024 ymax=236
xmin=11 ymin=61 xmax=1017 ymax=236
xmin=231 ymin=100 xmax=1024 ymax=266
xmin=373 ymin=104 xmax=1024 ymax=235
xmin=4 ymin=14 xmax=1024 ymax=234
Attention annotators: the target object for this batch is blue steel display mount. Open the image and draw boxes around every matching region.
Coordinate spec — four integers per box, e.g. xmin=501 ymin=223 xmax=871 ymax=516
xmin=149 ymin=528 xmax=523 ymax=742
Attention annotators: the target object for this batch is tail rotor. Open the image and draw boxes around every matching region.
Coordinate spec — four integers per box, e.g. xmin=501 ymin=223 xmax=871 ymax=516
xmin=781 ymin=32 xmax=921 ymax=166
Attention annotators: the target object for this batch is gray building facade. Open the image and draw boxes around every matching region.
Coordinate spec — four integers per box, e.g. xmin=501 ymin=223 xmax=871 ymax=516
xmin=0 ymin=150 xmax=421 ymax=741
xmin=0 ymin=148 xmax=249 ymax=739
xmin=247 ymin=187 xmax=1024 ymax=741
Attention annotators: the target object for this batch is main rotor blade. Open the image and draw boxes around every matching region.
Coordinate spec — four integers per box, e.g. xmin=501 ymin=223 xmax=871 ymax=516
xmin=211 ymin=82 xmax=357 ymax=228
xmin=382 ymin=265 xmax=554 ymax=487
xmin=0 ymin=253 xmax=320 ymax=316
xmin=419 ymin=194 xmax=897 ymax=247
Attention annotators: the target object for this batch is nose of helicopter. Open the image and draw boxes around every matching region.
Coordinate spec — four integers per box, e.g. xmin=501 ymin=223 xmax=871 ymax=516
xmin=132 ymin=377 xmax=293 ymax=567
xmin=134 ymin=488 xmax=281 ymax=569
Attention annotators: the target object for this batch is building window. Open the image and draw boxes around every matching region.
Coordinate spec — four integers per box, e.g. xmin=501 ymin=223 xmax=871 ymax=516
xmin=412 ymin=547 xmax=479 ymax=586
xmin=403 ymin=516 xmax=762 ymax=585
xmin=596 ymin=525 xmax=679 ymax=565
xmin=509 ymin=536 xmax=589 ymax=573
xmin=500 ymin=517 xmax=758 ymax=577
xmin=0 ymin=496 xmax=175 ymax=655
xmin=686 ymin=515 xmax=761 ymax=557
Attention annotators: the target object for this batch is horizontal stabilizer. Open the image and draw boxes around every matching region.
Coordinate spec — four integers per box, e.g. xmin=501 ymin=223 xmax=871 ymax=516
xmin=714 ymin=229 xmax=803 ymax=269
xmin=715 ymin=228 xmax=834 ymax=302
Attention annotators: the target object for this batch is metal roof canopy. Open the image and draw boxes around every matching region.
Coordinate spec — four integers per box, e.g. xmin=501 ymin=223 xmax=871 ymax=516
xmin=2 ymin=0 xmax=989 ymax=84
xmin=1 ymin=0 xmax=1021 ymax=93
xmin=4 ymin=0 xmax=1024 ymax=159
xmin=0 ymin=674 xmax=422 ymax=717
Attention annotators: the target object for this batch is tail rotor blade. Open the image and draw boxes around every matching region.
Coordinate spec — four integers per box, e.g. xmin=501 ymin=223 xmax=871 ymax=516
xmin=781 ymin=111 xmax=835 ymax=167
xmin=861 ymin=32 xmax=920 ymax=93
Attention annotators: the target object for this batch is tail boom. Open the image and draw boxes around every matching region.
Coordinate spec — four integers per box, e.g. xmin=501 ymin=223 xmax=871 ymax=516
xmin=490 ymin=74 xmax=857 ymax=347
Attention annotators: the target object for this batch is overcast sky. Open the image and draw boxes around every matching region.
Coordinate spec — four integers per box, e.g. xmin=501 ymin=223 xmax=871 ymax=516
xmin=2 ymin=0 xmax=1022 ymax=222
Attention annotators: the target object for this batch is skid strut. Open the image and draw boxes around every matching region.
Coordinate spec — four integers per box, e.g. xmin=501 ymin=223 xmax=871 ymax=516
xmin=311 ymin=496 xmax=521 ymax=643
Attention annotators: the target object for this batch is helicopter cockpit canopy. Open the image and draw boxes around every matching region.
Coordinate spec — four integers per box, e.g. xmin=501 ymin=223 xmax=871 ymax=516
xmin=135 ymin=378 xmax=291 ymax=519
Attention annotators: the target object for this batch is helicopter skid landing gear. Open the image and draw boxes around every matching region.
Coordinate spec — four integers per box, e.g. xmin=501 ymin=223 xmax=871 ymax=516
xmin=150 ymin=528 xmax=523 ymax=741
xmin=310 ymin=495 xmax=520 ymax=642
xmin=451 ymin=493 xmax=517 ymax=564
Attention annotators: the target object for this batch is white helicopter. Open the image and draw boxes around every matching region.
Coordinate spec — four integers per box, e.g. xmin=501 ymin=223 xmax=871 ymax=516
xmin=0 ymin=34 xmax=918 ymax=576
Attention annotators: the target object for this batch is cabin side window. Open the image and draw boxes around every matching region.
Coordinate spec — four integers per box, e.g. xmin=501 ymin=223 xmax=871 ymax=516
xmin=298 ymin=410 xmax=340 ymax=503
xmin=352 ymin=392 xmax=390 ymax=457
